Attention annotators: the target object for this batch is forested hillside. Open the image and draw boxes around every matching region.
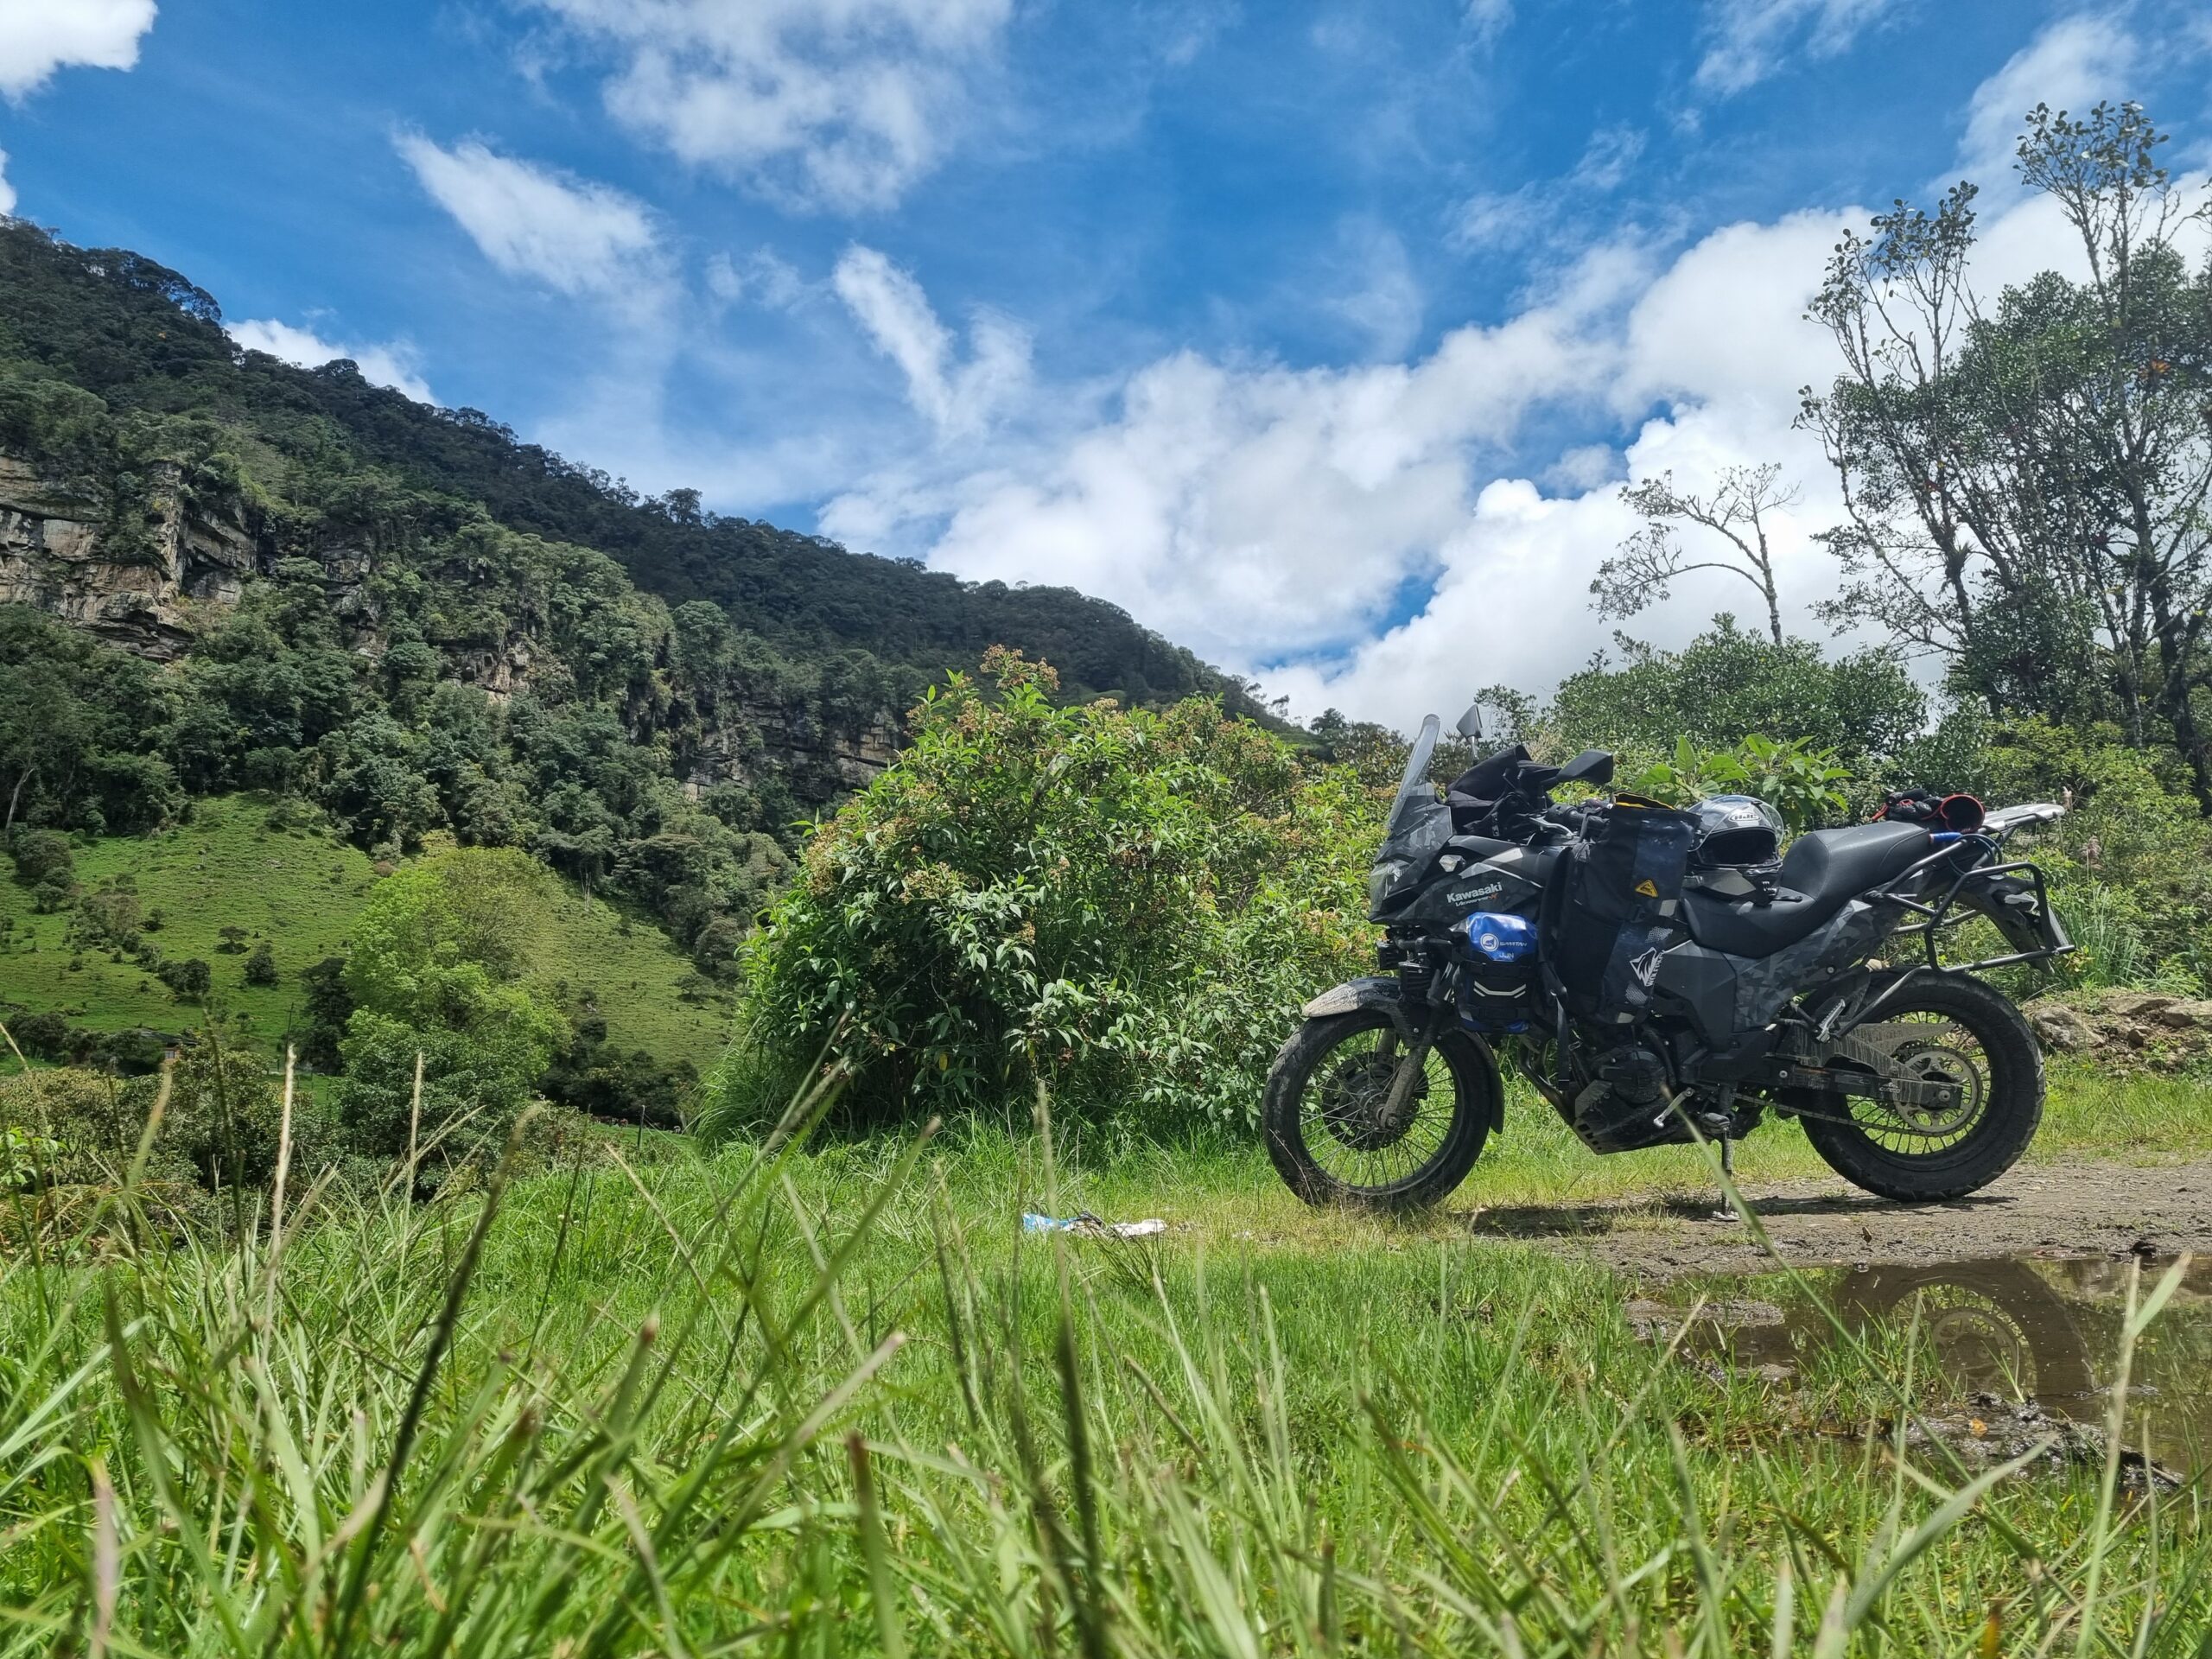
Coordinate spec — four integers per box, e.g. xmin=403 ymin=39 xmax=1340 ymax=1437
xmin=0 ymin=221 xmax=1245 ymax=707
xmin=0 ymin=218 xmax=1269 ymax=993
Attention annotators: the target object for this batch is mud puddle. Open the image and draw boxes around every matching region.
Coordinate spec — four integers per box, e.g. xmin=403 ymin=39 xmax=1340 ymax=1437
xmin=1630 ymin=1253 xmax=2212 ymax=1477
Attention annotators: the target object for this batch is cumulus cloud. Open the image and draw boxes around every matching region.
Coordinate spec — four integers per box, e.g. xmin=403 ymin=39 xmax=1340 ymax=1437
xmin=396 ymin=135 xmax=661 ymax=298
xmin=823 ymin=242 xmax=1644 ymax=667
xmin=227 ymin=319 xmax=435 ymax=404
xmin=1695 ymin=0 xmax=1898 ymax=96
xmin=818 ymin=162 xmax=2121 ymax=727
xmin=0 ymin=0 xmax=156 ymax=99
xmin=524 ymin=0 xmax=1012 ymax=211
xmin=1955 ymin=11 xmax=2139 ymax=187
xmin=833 ymin=245 xmax=1029 ymax=435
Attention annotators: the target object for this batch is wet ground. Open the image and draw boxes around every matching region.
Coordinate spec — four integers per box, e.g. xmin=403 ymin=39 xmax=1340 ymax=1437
xmin=1466 ymin=1154 xmax=2212 ymax=1281
xmin=1627 ymin=1253 xmax=2212 ymax=1478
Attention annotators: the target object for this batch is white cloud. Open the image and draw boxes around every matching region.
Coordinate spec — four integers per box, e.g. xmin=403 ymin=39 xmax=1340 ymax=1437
xmin=1955 ymin=11 xmax=2139 ymax=187
xmin=1464 ymin=0 xmax=1513 ymax=50
xmin=815 ymin=162 xmax=2123 ymax=727
xmin=0 ymin=0 xmax=156 ymax=100
xmin=1325 ymin=221 xmax=1424 ymax=359
xmin=1695 ymin=0 xmax=1898 ymax=95
xmin=823 ymin=242 xmax=1643 ymax=667
xmin=524 ymin=0 xmax=1013 ymax=211
xmin=396 ymin=135 xmax=660 ymax=298
xmin=707 ymin=247 xmax=804 ymax=309
xmin=1452 ymin=124 xmax=1649 ymax=254
xmin=832 ymin=245 xmax=1029 ymax=435
xmin=227 ymin=319 xmax=435 ymax=404
xmin=0 ymin=150 xmax=14 ymax=217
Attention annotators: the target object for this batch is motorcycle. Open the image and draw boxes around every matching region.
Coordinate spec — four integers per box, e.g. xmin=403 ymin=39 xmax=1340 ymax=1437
xmin=1263 ymin=706 xmax=2074 ymax=1211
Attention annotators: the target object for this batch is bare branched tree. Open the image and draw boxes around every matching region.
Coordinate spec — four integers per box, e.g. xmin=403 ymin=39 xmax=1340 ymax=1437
xmin=1591 ymin=464 xmax=1796 ymax=645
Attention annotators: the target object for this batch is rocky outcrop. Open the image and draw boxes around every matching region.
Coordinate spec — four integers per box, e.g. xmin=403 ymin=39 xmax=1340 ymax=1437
xmin=2024 ymin=988 xmax=2212 ymax=1069
xmin=0 ymin=456 xmax=259 ymax=658
xmin=682 ymin=705 xmax=900 ymax=801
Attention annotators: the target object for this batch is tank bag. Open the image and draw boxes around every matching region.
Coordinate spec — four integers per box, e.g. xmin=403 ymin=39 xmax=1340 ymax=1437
xmin=1542 ymin=795 xmax=1698 ymax=1026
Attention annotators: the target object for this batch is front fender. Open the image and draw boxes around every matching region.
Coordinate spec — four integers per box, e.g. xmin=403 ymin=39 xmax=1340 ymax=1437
xmin=1301 ymin=976 xmax=1404 ymax=1020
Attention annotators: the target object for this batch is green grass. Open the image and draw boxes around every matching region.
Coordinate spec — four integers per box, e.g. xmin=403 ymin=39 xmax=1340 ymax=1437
xmin=0 ymin=795 xmax=733 ymax=1072
xmin=2 ymin=1069 xmax=2209 ymax=1655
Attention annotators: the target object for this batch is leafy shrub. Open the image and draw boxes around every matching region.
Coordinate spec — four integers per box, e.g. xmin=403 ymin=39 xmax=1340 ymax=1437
xmin=0 ymin=1041 xmax=340 ymax=1198
xmin=334 ymin=848 xmax=569 ymax=1177
xmin=8 ymin=828 xmax=75 ymax=888
xmin=1622 ymin=734 xmax=1852 ymax=832
xmin=157 ymin=958 xmax=212 ymax=1001
xmin=543 ymin=1030 xmax=695 ymax=1128
xmin=243 ymin=941 xmax=278 ymax=986
xmin=707 ymin=651 xmax=1374 ymax=1135
xmin=6 ymin=1008 xmax=72 ymax=1059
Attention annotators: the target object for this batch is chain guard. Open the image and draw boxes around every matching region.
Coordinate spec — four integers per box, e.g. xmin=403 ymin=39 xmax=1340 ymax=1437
xmin=1772 ymin=1019 xmax=1986 ymax=1135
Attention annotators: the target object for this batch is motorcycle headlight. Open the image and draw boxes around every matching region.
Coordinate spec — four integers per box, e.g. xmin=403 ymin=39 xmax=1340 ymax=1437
xmin=1367 ymin=860 xmax=1405 ymax=912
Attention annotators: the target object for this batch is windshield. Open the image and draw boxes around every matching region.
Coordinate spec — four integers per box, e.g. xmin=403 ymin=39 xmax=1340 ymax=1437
xmin=1387 ymin=715 xmax=1440 ymax=837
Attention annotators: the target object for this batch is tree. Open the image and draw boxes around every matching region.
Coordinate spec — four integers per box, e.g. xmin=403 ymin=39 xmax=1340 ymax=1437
xmin=1595 ymin=466 xmax=1796 ymax=645
xmin=1547 ymin=616 xmax=1926 ymax=774
xmin=336 ymin=849 xmax=568 ymax=1173
xmin=1803 ymin=101 xmax=2212 ymax=805
xmin=158 ymin=957 xmax=212 ymax=1001
xmin=243 ymin=941 xmax=278 ymax=986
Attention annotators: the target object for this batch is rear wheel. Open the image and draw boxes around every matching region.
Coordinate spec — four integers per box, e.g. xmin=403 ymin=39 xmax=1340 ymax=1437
xmin=1798 ymin=972 xmax=2044 ymax=1202
xmin=1263 ymin=1009 xmax=1497 ymax=1211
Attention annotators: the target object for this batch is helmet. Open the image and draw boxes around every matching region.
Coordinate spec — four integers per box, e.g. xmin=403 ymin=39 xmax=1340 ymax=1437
xmin=1687 ymin=795 xmax=1784 ymax=899
xmin=1689 ymin=794 xmax=1783 ymax=867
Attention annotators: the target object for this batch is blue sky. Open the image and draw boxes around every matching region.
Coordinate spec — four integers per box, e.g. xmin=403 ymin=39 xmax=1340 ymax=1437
xmin=5 ymin=1 xmax=2211 ymax=717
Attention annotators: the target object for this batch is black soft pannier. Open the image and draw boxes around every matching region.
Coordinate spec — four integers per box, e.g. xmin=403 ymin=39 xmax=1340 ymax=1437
xmin=1542 ymin=795 xmax=1697 ymax=1027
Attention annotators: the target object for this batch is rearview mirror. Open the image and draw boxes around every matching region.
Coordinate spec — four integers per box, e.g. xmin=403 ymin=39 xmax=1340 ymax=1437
xmin=1554 ymin=749 xmax=1615 ymax=787
xmin=1453 ymin=702 xmax=1484 ymax=741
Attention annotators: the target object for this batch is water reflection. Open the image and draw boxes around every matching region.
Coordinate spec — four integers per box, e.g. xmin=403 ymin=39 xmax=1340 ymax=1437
xmin=1646 ymin=1254 xmax=2212 ymax=1475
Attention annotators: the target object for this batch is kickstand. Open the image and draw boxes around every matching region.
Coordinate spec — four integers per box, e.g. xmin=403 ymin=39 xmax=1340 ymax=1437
xmin=1711 ymin=1135 xmax=1740 ymax=1224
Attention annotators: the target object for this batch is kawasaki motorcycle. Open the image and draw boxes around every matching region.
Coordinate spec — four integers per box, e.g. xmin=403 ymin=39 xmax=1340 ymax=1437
xmin=1264 ymin=708 xmax=2073 ymax=1210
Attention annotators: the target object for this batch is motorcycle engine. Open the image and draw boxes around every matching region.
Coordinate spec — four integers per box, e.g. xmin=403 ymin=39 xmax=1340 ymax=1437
xmin=1570 ymin=1044 xmax=1690 ymax=1151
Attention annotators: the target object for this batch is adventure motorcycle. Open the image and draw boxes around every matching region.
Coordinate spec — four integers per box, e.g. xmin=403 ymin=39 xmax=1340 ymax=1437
xmin=1263 ymin=707 xmax=2073 ymax=1210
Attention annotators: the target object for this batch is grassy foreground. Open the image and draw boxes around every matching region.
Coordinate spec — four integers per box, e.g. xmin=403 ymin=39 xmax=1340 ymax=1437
xmin=3 ymin=1060 xmax=2209 ymax=1655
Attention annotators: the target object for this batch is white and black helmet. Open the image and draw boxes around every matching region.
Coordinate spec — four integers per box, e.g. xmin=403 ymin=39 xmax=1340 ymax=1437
xmin=1686 ymin=794 xmax=1784 ymax=896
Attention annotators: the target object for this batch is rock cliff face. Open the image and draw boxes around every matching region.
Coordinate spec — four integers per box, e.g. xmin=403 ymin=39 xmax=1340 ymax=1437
xmin=680 ymin=705 xmax=900 ymax=801
xmin=0 ymin=456 xmax=260 ymax=659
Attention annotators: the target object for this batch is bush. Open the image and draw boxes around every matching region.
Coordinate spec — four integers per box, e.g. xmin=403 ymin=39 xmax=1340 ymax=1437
xmin=243 ymin=941 xmax=278 ymax=986
xmin=157 ymin=957 xmax=212 ymax=1001
xmin=334 ymin=848 xmax=569 ymax=1179
xmin=543 ymin=1030 xmax=695 ymax=1128
xmin=0 ymin=1043 xmax=344 ymax=1205
xmin=706 ymin=650 xmax=1374 ymax=1135
xmin=7 ymin=828 xmax=75 ymax=888
xmin=6 ymin=1008 xmax=73 ymax=1059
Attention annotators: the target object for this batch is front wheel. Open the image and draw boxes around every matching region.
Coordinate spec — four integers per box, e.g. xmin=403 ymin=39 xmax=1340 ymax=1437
xmin=1262 ymin=1009 xmax=1497 ymax=1211
xmin=1797 ymin=971 xmax=2044 ymax=1202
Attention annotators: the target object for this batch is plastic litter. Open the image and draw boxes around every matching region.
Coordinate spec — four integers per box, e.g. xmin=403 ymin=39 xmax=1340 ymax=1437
xmin=1020 ymin=1211 xmax=1168 ymax=1240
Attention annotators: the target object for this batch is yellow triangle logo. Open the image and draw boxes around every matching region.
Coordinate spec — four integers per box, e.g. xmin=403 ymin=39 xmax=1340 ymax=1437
xmin=1634 ymin=879 xmax=1659 ymax=897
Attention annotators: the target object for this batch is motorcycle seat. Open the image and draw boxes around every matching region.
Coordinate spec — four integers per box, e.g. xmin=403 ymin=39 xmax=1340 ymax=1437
xmin=1681 ymin=822 xmax=1932 ymax=958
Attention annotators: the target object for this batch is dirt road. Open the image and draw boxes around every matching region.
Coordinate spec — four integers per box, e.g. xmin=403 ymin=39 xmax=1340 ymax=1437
xmin=1465 ymin=1156 xmax=2212 ymax=1282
